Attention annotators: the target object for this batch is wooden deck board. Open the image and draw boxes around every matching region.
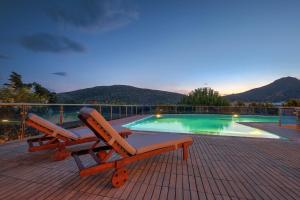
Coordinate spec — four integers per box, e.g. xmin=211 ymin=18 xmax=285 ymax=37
xmin=0 ymin=117 xmax=300 ymax=200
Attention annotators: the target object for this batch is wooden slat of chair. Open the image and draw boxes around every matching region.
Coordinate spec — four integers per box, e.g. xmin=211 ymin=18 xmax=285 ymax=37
xmin=73 ymin=113 xmax=193 ymax=188
xmin=73 ymin=115 xmax=192 ymax=187
xmin=72 ymin=140 xmax=192 ymax=186
xmin=79 ymin=115 xmax=131 ymax=158
xmin=26 ymin=118 xmax=98 ymax=160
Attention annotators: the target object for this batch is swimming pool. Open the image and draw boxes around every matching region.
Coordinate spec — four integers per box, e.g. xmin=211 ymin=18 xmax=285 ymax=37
xmin=123 ymin=114 xmax=280 ymax=139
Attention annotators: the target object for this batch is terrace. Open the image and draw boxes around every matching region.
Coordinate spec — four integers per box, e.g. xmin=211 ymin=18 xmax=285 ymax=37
xmin=0 ymin=104 xmax=300 ymax=199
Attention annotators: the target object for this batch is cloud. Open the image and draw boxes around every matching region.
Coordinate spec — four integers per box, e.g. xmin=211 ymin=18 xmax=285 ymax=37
xmin=0 ymin=54 xmax=9 ymax=59
xmin=52 ymin=72 xmax=67 ymax=77
xmin=47 ymin=0 xmax=138 ymax=31
xmin=20 ymin=33 xmax=85 ymax=53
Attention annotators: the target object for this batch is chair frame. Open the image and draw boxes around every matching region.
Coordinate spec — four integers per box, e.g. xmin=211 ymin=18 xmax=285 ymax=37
xmin=72 ymin=113 xmax=192 ymax=187
xmin=26 ymin=118 xmax=131 ymax=161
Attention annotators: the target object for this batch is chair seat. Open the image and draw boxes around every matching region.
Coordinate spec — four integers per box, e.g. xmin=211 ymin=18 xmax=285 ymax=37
xmin=70 ymin=127 xmax=96 ymax=139
xmin=127 ymin=133 xmax=193 ymax=154
xmin=70 ymin=126 xmax=131 ymax=139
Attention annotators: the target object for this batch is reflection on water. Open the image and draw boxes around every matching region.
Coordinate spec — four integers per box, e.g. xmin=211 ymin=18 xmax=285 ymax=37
xmin=124 ymin=114 xmax=280 ymax=139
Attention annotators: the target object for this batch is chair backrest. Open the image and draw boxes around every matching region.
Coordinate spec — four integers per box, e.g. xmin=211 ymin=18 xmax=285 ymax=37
xmin=26 ymin=113 xmax=79 ymax=140
xmin=79 ymin=107 xmax=136 ymax=156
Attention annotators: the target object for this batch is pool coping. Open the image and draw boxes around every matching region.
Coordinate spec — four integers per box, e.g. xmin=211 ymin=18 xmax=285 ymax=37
xmin=238 ymin=122 xmax=300 ymax=142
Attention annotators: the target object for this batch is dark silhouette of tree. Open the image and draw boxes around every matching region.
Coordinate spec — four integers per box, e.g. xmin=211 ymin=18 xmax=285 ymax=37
xmin=179 ymin=87 xmax=229 ymax=106
xmin=249 ymin=102 xmax=274 ymax=107
xmin=0 ymin=72 xmax=57 ymax=103
xmin=283 ymin=99 xmax=300 ymax=107
xmin=32 ymin=82 xmax=57 ymax=103
xmin=32 ymin=82 xmax=49 ymax=96
xmin=235 ymin=101 xmax=245 ymax=106
xmin=4 ymin=72 xmax=26 ymax=89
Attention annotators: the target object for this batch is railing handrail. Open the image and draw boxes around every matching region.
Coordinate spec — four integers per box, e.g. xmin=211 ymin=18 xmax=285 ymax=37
xmin=279 ymin=106 xmax=300 ymax=109
xmin=0 ymin=103 xmax=143 ymax=106
xmin=2 ymin=103 xmax=299 ymax=142
xmin=1 ymin=102 xmax=297 ymax=108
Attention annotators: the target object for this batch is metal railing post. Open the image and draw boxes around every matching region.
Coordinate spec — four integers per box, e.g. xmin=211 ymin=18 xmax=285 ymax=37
xmin=136 ymin=106 xmax=138 ymax=115
xmin=278 ymin=107 xmax=282 ymax=126
xmin=99 ymin=105 xmax=102 ymax=114
xmin=125 ymin=106 xmax=128 ymax=117
xmin=119 ymin=106 xmax=121 ymax=118
xmin=59 ymin=105 xmax=64 ymax=125
xmin=296 ymin=108 xmax=300 ymax=129
xmin=110 ymin=105 xmax=113 ymax=120
xmin=19 ymin=104 xmax=27 ymax=140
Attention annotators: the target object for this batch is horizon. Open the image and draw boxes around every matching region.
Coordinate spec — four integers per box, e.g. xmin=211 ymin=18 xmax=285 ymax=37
xmin=1 ymin=0 xmax=300 ymax=95
xmin=50 ymin=76 xmax=300 ymax=96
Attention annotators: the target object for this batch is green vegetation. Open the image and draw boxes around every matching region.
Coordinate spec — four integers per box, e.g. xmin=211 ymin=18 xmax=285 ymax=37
xmin=0 ymin=72 xmax=56 ymax=103
xmin=1 ymin=73 xmax=299 ymax=105
xmin=233 ymin=101 xmax=246 ymax=106
xmin=179 ymin=88 xmax=229 ymax=106
xmin=283 ymin=99 xmax=300 ymax=107
xmin=248 ymin=102 xmax=274 ymax=108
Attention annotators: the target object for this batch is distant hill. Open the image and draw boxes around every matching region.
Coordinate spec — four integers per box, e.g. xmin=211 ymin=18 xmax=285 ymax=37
xmin=225 ymin=77 xmax=300 ymax=102
xmin=57 ymin=85 xmax=184 ymax=104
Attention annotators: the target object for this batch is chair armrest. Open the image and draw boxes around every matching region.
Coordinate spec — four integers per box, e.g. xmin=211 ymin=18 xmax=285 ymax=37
xmin=119 ymin=128 xmax=132 ymax=138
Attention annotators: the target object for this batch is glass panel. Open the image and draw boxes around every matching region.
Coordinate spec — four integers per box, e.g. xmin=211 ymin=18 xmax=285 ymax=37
xmin=0 ymin=105 xmax=22 ymax=142
xmin=0 ymin=103 xmax=282 ymax=143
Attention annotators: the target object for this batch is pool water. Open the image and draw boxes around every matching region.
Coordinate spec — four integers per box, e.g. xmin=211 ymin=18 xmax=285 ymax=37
xmin=123 ymin=114 xmax=280 ymax=139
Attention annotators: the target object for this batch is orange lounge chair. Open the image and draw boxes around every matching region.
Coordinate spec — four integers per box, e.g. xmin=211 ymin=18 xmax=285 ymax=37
xmin=72 ymin=107 xmax=193 ymax=187
xmin=26 ymin=113 xmax=131 ymax=160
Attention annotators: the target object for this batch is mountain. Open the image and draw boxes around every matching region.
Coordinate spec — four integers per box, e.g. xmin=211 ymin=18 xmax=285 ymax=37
xmin=57 ymin=85 xmax=184 ymax=104
xmin=225 ymin=77 xmax=300 ymax=102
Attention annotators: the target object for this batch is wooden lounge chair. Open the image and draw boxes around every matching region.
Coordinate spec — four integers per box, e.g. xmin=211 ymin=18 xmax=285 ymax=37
xmin=72 ymin=107 xmax=193 ymax=187
xmin=26 ymin=113 xmax=131 ymax=160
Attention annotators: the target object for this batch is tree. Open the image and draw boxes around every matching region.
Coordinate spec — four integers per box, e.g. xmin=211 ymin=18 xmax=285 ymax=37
xmin=234 ymin=101 xmax=245 ymax=106
xmin=4 ymin=71 xmax=23 ymax=89
xmin=283 ymin=99 xmax=300 ymax=107
xmin=33 ymin=82 xmax=50 ymax=97
xmin=32 ymin=82 xmax=57 ymax=103
xmin=249 ymin=102 xmax=274 ymax=108
xmin=0 ymin=72 xmax=57 ymax=103
xmin=179 ymin=87 xmax=229 ymax=106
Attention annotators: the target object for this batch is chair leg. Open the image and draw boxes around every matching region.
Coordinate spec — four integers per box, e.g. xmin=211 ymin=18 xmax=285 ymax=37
xmin=111 ymin=168 xmax=128 ymax=188
xmin=53 ymin=147 xmax=70 ymax=161
xmin=183 ymin=143 xmax=189 ymax=160
xmin=97 ymin=150 xmax=113 ymax=162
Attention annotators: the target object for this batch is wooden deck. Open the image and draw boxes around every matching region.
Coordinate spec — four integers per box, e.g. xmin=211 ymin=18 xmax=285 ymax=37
xmin=0 ymin=116 xmax=300 ymax=200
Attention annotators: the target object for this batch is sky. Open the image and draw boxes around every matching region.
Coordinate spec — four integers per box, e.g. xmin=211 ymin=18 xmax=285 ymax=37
xmin=0 ymin=0 xmax=300 ymax=95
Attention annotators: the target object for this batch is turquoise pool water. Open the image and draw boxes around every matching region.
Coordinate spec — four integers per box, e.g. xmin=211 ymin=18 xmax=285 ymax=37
xmin=123 ymin=114 xmax=280 ymax=139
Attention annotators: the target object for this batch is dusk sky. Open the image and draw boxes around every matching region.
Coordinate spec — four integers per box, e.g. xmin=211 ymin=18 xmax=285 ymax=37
xmin=0 ymin=0 xmax=300 ymax=95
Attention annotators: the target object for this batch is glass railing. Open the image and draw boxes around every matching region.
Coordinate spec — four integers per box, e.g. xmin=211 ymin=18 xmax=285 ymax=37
xmin=279 ymin=107 xmax=300 ymax=128
xmin=0 ymin=103 xmax=285 ymax=143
